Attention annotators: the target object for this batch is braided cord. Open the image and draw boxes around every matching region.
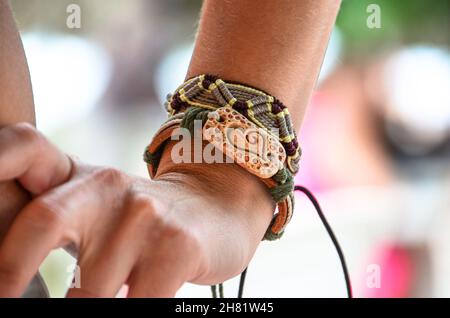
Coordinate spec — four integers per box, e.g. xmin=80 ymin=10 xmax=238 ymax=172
xmin=166 ymin=74 xmax=301 ymax=175
xmin=144 ymin=75 xmax=302 ymax=241
xmin=143 ymin=75 xmax=318 ymax=298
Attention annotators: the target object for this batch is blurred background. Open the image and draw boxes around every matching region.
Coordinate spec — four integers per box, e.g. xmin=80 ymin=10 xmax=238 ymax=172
xmin=9 ymin=0 xmax=450 ymax=297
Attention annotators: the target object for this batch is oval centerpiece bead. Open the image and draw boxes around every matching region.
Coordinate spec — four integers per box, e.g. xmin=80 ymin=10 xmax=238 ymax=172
xmin=203 ymin=106 xmax=286 ymax=179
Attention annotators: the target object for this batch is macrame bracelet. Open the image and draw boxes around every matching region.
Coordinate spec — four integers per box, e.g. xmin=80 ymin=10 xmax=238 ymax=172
xmin=144 ymin=74 xmax=301 ymax=240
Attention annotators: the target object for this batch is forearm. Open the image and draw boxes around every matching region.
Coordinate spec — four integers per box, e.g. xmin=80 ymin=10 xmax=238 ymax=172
xmin=188 ymin=0 xmax=341 ymax=127
xmin=0 ymin=0 xmax=35 ymax=240
xmin=163 ymin=0 xmax=342 ymax=225
xmin=0 ymin=0 xmax=35 ymax=126
xmin=0 ymin=1 xmax=342 ymax=295
xmin=157 ymin=0 xmax=341 ymax=280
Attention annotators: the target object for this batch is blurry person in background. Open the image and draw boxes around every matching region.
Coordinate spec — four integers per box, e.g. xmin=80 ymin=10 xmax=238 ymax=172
xmin=298 ymin=46 xmax=450 ymax=297
xmin=362 ymin=47 xmax=450 ymax=297
xmin=0 ymin=0 xmax=341 ymax=297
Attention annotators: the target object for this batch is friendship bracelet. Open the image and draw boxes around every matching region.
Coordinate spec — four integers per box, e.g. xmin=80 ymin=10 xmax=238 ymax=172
xmin=144 ymin=74 xmax=301 ymax=240
xmin=143 ymin=75 xmax=353 ymax=298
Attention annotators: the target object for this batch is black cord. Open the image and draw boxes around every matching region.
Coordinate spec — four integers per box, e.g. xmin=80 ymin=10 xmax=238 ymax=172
xmin=237 ymin=267 xmax=248 ymax=298
xmin=294 ymin=185 xmax=353 ymax=298
xmin=211 ymin=285 xmax=217 ymax=298
xmin=235 ymin=185 xmax=353 ymax=298
xmin=211 ymin=283 xmax=225 ymax=298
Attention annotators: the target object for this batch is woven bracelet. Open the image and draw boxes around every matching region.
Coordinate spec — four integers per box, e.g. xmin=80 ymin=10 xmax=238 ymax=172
xmin=144 ymin=74 xmax=301 ymax=240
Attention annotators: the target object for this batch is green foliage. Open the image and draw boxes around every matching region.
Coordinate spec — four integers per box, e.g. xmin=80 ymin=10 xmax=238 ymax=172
xmin=336 ymin=0 xmax=449 ymax=57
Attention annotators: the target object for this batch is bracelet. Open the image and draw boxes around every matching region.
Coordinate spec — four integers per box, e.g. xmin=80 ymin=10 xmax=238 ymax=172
xmin=144 ymin=74 xmax=301 ymax=240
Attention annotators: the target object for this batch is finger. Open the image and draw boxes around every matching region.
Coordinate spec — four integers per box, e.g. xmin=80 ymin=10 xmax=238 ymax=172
xmin=0 ymin=198 xmax=65 ymax=297
xmin=127 ymin=263 xmax=184 ymax=298
xmin=0 ymin=166 xmax=128 ymax=297
xmin=67 ymin=192 xmax=165 ymax=298
xmin=66 ymin=213 xmax=143 ymax=298
xmin=0 ymin=181 xmax=30 ymax=243
xmin=0 ymin=122 xmax=72 ymax=194
xmin=126 ymin=213 xmax=198 ymax=298
xmin=0 ymin=175 xmax=102 ymax=297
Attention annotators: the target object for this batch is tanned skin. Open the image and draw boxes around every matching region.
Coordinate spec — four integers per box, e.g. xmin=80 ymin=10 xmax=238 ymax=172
xmin=0 ymin=0 xmax=35 ymax=242
xmin=0 ymin=0 xmax=340 ymax=297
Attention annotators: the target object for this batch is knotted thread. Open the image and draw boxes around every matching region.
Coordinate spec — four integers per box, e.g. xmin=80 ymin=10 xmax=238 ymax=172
xmin=166 ymin=74 xmax=301 ymax=175
xmin=178 ymin=105 xmax=295 ymax=205
xmin=145 ymin=75 xmax=301 ymax=242
xmin=144 ymin=75 xmax=310 ymax=298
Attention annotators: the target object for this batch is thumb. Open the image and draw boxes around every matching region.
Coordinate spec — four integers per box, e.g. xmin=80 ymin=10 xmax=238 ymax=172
xmin=0 ymin=123 xmax=72 ymax=195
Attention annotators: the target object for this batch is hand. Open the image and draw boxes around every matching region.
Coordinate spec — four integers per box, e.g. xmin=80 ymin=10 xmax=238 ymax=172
xmin=0 ymin=123 xmax=274 ymax=297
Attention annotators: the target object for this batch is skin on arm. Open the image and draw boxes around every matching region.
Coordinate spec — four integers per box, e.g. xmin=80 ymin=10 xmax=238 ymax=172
xmin=0 ymin=0 xmax=35 ymax=240
xmin=0 ymin=0 xmax=341 ymax=297
xmin=157 ymin=0 xmax=342 ymax=275
xmin=188 ymin=0 xmax=341 ymax=128
xmin=143 ymin=0 xmax=342 ymax=288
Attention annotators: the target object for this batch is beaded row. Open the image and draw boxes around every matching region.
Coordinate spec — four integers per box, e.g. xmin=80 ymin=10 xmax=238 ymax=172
xmin=165 ymin=74 xmax=301 ymax=175
xmin=145 ymin=75 xmax=301 ymax=240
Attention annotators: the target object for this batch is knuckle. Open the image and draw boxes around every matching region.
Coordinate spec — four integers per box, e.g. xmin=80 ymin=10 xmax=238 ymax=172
xmin=10 ymin=122 xmax=43 ymax=145
xmin=126 ymin=191 xmax=198 ymax=247
xmin=129 ymin=199 xmax=206 ymax=279
xmin=159 ymin=220 xmax=201 ymax=254
xmin=25 ymin=198 xmax=66 ymax=232
xmin=159 ymin=220 xmax=185 ymax=239
xmin=148 ymin=221 xmax=205 ymax=278
xmin=92 ymin=167 xmax=127 ymax=186
xmin=127 ymin=192 xmax=163 ymax=223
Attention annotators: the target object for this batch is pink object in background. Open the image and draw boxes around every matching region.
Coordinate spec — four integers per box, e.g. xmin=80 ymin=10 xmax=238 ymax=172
xmin=364 ymin=244 xmax=414 ymax=298
xmin=294 ymin=92 xmax=325 ymax=192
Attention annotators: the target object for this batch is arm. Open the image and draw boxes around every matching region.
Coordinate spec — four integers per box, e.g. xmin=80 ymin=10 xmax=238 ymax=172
xmin=0 ymin=0 xmax=35 ymax=240
xmin=0 ymin=0 xmax=35 ymax=125
xmin=156 ymin=0 xmax=341 ymax=279
xmin=0 ymin=0 xmax=340 ymax=297
xmin=188 ymin=0 xmax=340 ymax=127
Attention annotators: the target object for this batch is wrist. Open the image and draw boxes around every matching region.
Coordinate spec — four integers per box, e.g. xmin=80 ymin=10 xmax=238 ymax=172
xmin=0 ymin=181 xmax=30 ymax=242
xmin=144 ymin=74 xmax=299 ymax=240
xmin=152 ymin=141 xmax=275 ymax=283
xmin=155 ymin=140 xmax=274 ymax=212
